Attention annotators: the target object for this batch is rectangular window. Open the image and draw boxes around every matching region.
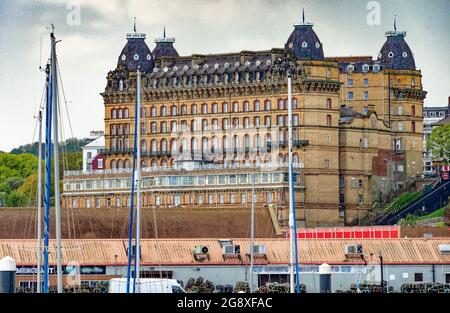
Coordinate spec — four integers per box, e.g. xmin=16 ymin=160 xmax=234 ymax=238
xmin=351 ymin=177 xmax=357 ymax=189
xmin=363 ymin=91 xmax=368 ymax=100
xmin=347 ymin=91 xmax=353 ymax=100
xmin=414 ymin=273 xmax=423 ymax=282
xmin=230 ymin=193 xmax=236 ymax=204
xmin=208 ymin=194 xmax=213 ymax=204
xmin=241 ymin=193 xmax=246 ymax=204
xmin=347 ymin=79 xmax=353 ymax=87
xmin=229 ymin=175 xmax=237 ymax=184
xmin=219 ymin=194 xmax=224 ymax=204
xmin=363 ymin=78 xmax=368 ymax=87
xmin=98 ymin=159 xmax=103 ymax=169
xmin=86 ymin=198 xmax=91 ymax=208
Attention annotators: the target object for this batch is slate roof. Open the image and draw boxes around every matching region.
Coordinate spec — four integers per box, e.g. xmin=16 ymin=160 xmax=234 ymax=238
xmin=378 ymin=31 xmax=415 ymax=70
xmin=117 ymin=35 xmax=155 ymax=73
xmin=285 ymin=23 xmax=324 ymax=61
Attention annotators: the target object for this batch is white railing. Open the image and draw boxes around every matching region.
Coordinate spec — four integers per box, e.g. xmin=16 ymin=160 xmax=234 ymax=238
xmin=64 ymin=162 xmax=305 ymax=177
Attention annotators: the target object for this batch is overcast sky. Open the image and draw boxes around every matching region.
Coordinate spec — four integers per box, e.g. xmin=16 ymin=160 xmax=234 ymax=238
xmin=0 ymin=0 xmax=448 ymax=152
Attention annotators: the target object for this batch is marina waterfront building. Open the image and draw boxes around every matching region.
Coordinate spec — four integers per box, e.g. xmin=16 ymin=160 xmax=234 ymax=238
xmin=62 ymin=16 xmax=426 ymax=227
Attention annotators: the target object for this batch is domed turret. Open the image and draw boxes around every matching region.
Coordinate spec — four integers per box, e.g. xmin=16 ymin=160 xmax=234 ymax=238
xmin=378 ymin=17 xmax=415 ymax=70
xmin=117 ymin=20 xmax=154 ymax=73
xmin=152 ymin=27 xmax=179 ymax=60
xmin=285 ymin=10 xmax=324 ymax=61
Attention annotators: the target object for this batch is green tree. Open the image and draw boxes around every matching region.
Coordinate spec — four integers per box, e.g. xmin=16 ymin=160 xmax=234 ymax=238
xmin=427 ymin=124 xmax=450 ymax=163
xmin=6 ymin=190 xmax=28 ymax=207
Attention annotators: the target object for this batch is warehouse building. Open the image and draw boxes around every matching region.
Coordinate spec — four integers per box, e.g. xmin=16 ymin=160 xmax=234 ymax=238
xmin=2 ymin=238 xmax=449 ymax=292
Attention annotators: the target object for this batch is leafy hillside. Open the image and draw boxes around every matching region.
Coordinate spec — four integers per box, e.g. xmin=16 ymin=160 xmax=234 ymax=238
xmin=0 ymin=151 xmax=82 ymax=207
xmin=10 ymin=137 xmax=93 ymax=155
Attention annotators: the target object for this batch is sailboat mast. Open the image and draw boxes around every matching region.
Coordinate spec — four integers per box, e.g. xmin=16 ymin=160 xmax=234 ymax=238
xmin=50 ymin=28 xmax=63 ymax=293
xmin=135 ymin=68 xmax=142 ymax=292
xmin=36 ymin=110 xmax=43 ymax=293
xmin=43 ymin=61 xmax=52 ymax=294
xmin=249 ymin=170 xmax=255 ymax=292
xmin=36 ymin=111 xmax=43 ymax=293
xmin=287 ymin=75 xmax=295 ymax=293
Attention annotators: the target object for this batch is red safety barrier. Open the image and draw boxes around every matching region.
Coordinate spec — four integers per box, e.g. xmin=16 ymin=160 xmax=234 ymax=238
xmin=283 ymin=226 xmax=399 ymax=239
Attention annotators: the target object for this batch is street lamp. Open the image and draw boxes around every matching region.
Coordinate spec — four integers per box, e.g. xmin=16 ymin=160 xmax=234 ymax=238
xmin=274 ymin=52 xmax=300 ymax=293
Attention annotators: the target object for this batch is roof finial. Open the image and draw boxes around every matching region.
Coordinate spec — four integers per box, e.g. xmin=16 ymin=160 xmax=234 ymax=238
xmin=163 ymin=26 xmax=166 ymax=38
xmin=133 ymin=17 xmax=137 ymax=33
xmin=302 ymin=8 xmax=305 ymax=24
xmin=394 ymin=15 xmax=397 ymax=31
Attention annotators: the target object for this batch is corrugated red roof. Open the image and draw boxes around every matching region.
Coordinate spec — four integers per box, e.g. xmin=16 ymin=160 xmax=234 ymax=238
xmin=1 ymin=238 xmax=449 ymax=266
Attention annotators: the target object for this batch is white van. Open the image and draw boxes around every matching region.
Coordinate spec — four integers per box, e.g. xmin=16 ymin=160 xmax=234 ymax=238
xmin=108 ymin=278 xmax=185 ymax=293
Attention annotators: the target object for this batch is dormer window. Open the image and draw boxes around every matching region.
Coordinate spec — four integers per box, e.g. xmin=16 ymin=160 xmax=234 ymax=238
xmin=301 ymin=41 xmax=308 ymax=48
xmin=133 ymin=54 xmax=139 ymax=60
xmin=119 ymin=79 xmax=124 ymax=91
xmin=362 ymin=64 xmax=369 ymax=72
xmin=388 ymin=52 xmax=394 ymax=58
xmin=373 ymin=64 xmax=380 ymax=72
xmin=347 ymin=64 xmax=354 ymax=73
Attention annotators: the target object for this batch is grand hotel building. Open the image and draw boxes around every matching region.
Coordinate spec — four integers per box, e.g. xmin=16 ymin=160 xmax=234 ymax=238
xmin=62 ymin=16 xmax=426 ymax=227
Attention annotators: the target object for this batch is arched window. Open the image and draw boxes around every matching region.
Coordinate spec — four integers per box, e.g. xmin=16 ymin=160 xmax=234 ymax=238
xmin=171 ymin=121 xmax=177 ymax=133
xmin=119 ymin=80 xmax=124 ymax=91
xmin=293 ymin=153 xmax=299 ymax=166
xmin=171 ymin=105 xmax=177 ymax=116
xmin=265 ymin=133 xmax=272 ymax=146
xmin=211 ymin=137 xmax=218 ymax=153
xmin=255 ymin=155 xmax=261 ymax=167
xmin=110 ymin=159 xmax=116 ymax=169
xmin=124 ymin=108 xmax=129 ymax=118
xmin=212 ymin=118 xmax=218 ymax=130
xmin=110 ymin=124 xmax=116 ymax=136
xmin=212 ymin=103 xmax=218 ymax=114
xmin=222 ymin=118 xmax=229 ymax=130
xmin=141 ymin=140 xmax=147 ymax=153
xmin=141 ymin=107 xmax=146 ymax=118
xmin=278 ymin=99 xmax=284 ymax=110
xmin=191 ymin=104 xmax=197 ymax=115
xmin=202 ymin=119 xmax=208 ymax=131
xmin=232 ymin=135 xmax=239 ymax=150
xmin=151 ymin=140 xmax=157 ymax=153
xmin=161 ymin=139 xmax=168 ymax=152
xmin=151 ymin=106 xmax=156 ymax=117
xmin=111 ymin=109 xmax=117 ymax=119
xmin=223 ymin=136 xmax=229 ymax=151
xmin=202 ymin=137 xmax=209 ymax=153
xmin=181 ymin=138 xmax=188 ymax=153
xmin=277 ymin=153 xmax=284 ymax=165
xmin=161 ymin=106 xmax=167 ymax=117
xmin=118 ymin=109 xmax=123 ymax=119
xmin=326 ymin=98 xmax=332 ymax=110
xmin=292 ymin=98 xmax=298 ymax=109
xmin=233 ymin=102 xmax=239 ymax=113
xmin=170 ymin=139 xmax=177 ymax=153
xmin=191 ymin=119 xmax=197 ymax=132
xmin=124 ymin=159 xmax=130 ymax=169
xmin=151 ymin=159 xmax=158 ymax=168
xmin=202 ymin=103 xmax=208 ymax=114
xmin=254 ymin=134 xmax=260 ymax=149
xmin=222 ymin=102 xmax=228 ymax=113
xmin=254 ymin=100 xmax=260 ymax=111
xmin=161 ymin=159 xmax=168 ymax=168
xmin=181 ymin=105 xmax=187 ymax=115
xmin=264 ymin=100 xmax=271 ymax=111
xmin=244 ymin=134 xmax=250 ymax=149
xmin=141 ymin=160 xmax=147 ymax=168
xmin=161 ymin=121 xmax=167 ymax=133
xmin=117 ymin=159 xmax=123 ymax=169
xmin=243 ymin=101 xmax=250 ymax=112
xmin=326 ymin=115 xmax=332 ymax=126
xmin=191 ymin=137 xmax=198 ymax=152
xmin=264 ymin=116 xmax=271 ymax=127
